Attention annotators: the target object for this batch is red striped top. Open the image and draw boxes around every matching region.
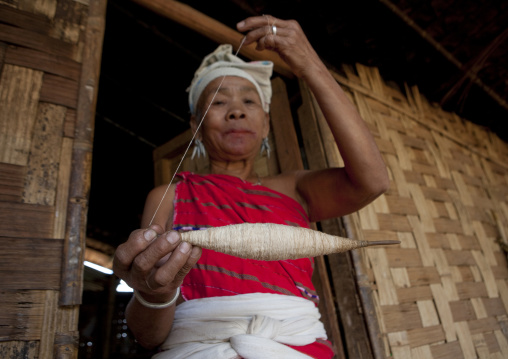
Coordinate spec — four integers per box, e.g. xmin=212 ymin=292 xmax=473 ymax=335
xmin=173 ymin=172 xmax=334 ymax=358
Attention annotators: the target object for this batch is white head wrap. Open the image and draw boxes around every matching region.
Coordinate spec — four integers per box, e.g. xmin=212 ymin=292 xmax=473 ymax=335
xmin=187 ymin=44 xmax=273 ymax=115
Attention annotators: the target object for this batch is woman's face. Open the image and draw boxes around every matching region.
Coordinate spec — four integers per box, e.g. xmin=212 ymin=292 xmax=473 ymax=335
xmin=192 ymin=76 xmax=269 ymax=162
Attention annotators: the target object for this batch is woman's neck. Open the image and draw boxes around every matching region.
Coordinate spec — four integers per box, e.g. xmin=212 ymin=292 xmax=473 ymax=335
xmin=208 ymin=159 xmax=258 ymax=183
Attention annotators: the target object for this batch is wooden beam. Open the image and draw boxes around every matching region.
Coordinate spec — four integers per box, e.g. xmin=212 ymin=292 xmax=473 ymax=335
xmin=130 ymin=0 xmax=293 ymax=78
xmin=59 ymin=0 xmax=107 ymax=307
xmin=270 ymin=77 xmax=304 ymax=172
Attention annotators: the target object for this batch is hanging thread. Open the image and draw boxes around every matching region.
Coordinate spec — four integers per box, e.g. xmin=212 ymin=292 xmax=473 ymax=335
xmin=148 ymin=36 xmax=247 ymax=226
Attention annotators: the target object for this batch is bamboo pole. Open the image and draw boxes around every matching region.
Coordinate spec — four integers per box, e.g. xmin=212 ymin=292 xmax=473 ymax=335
xmin=59 ymin=0 xmax=107 ymax=306
xmin=130 ymin=0 xmax=293 ymax=78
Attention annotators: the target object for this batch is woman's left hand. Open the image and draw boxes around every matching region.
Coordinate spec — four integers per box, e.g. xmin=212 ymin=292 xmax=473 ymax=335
xmin=237 ymin=15 xmax=323 ymax=78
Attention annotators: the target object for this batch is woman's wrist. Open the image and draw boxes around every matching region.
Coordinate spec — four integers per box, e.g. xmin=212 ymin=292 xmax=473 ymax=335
xmin=134 ymin=287 xmax=180 ymax=309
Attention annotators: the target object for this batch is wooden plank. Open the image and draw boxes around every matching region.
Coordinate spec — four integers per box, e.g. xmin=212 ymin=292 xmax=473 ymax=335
xmin=0 ymin=41 xmax=6 ymax=73
xmin=472 ymin=250 xmax=499 ymax=298
xmin=367 ymin=247 xmax=399 ymax=305
xmin=39 ymin=73 xmax=79 ymax=108
xmin=426 ymin=233 xmax=451 ymax=249
xmin=63 ymin=108 xmax=76 ymax=138
xmin=5 ymin=45 xmax=81 ymax=81
xmin=444 ymin=250 xmax=476 ymax=266
xmin=406 ymin=325 xmax=445 ymax=348
xmin=483 ymin=297 xmax=507 ymax=317
xmin=456 ymin=282 xmax=489 ymax=300
xmin=0 ymin=4 xmax=52 ymax=33
xmin=377 ymin=213 xmax=412 ymax=232
xmin=131 ymin=0 xmax=293 ymax=77
xmin=60 ymin=0 xmax=107 ymax=306
xmin=421 ymin=186 xmax=452 ymax=202
xmin=434 ymin=218 xmax=464 ymax=234
xmin=51 ymin=0 xmax=88 ymax=44
xmin=385 ymin=247 xmax=423 ymax=267
xmin=455 ymin=321 xmax=476 ymax=359
xmin=0 ymin=237 xmax=63 ymax=290
xmin=484 ymin=332 xmax=501 ymax=355
xmin=53 ymin=137 xmax=73 ymax=239
xmin=0 ymin=65 xmax=43 ymax=166
xmin=0 ymin=23 xmax=74 ymax=59
xmin=363 ymin=229 xmax=400 ymax=243
xmin=0 ymin=162 xmax=25 ymax=202
xmin=381 ymin=303 xmax=423 ymax=332
xmin=406 ymin=267 xmax=441 ymax=286
xmin=0 ymin=290 xmax=46 ymax=340
xmin=468 ymin=317 xmax=500 ymax=335
xmin=23 ymin=103 xmax=66 ymax=206
xmin=270 ymin=77 xmax=303 ymax=172
xmin=297 ymin=80 xmax=327 ymax=170
xmin=312 ymin=255 xmax=345 ymax=359
xmin=417 ymin=299 xmax=439 ymax=326
xmin=0 ymin=202 xmax=54 ymax=238
xmin=0 ymin=341 xmax=40 ymax=358
xmin=396 ymin=286 xmax=433 ymax=303
xmin=328 ymin=249 xmax=373 ymax=358
xmin=450 ymin=300 xmax=476 ymax=322
xmin=17 ymin=0 xmax=57 ymax=18
xmin=385 ymin=195 xmax=419 ymax=215
xmin=430 ymin=341 xmax=464 ymax=359
xmin=457 ymin=234 xmax=481 ymax=250
xmin=39 ymin=290 xmax=58 ymax=358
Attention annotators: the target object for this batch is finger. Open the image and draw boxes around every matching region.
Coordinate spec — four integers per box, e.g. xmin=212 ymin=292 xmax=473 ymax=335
xmin=173 ymin=246 xmax=202 ymax=284
xmin=151 ymin=244 xmax=202 ymax=290
xmin=237 ymin=16 xmax=283 ymax=44
xmin=241 ymin=26 xmax=272 ymax=46
xmin=237 ymin=15 xmax=279 ymax=32
xmin=113 ymin=225 xmax=164 ymax=272
xmin=131 ymin=231 xmax=182 ymax=279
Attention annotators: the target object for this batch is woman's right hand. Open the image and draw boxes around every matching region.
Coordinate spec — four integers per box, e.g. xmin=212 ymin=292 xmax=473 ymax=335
xmin=113 ymin=224 xmax=201 ymax=304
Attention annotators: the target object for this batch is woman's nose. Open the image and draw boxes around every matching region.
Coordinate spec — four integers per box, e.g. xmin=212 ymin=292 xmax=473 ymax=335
xmin=227 ymin=105 xmax=246 ymax=120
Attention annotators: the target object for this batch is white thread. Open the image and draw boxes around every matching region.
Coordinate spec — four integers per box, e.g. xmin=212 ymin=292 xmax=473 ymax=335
xmin=149 ymin=37 xmax=247 ymax=226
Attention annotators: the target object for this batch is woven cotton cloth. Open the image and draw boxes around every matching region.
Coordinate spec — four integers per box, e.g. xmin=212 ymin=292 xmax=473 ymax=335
xmin=153 ymin=293 xmax=327 ymax=359
xmin=174 ymin=172 xmax=317 ymax=302
xmin=187 ymin=44 xmax=273 ymax=114
xmin=171 ymin=172 xmax=334 ymax=358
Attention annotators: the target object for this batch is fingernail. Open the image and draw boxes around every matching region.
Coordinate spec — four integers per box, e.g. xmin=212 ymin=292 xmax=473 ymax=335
xmin=144 ymin=229 xmax=157 ymax=241
xmin=166 ymin=232 xmax=179 ymax=244
xmin=237 ymin=21 xmax=245 ymax=28
xmin=179 ymin=242 xmax=191 ymax=253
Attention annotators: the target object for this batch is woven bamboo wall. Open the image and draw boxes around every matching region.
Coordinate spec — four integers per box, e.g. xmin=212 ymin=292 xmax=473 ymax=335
xmin=333 ymin=64 xmax=508 ymax=358
xmin=0 ymin=1 xmax=106 ymax=357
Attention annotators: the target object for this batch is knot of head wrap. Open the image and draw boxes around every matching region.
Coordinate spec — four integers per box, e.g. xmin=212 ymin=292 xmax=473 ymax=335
xmin=187 ymin=44 xmax=273 ymax=115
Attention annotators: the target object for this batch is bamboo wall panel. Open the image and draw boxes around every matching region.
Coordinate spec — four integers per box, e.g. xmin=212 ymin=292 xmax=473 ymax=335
xmin=0 ymin=1 xmax=106 ymax=358
xmin=326 ymin=64 xmax=508 ymax=359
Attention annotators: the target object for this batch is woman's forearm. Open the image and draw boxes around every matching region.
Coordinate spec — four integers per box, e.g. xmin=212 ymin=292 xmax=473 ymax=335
xmin=125 ymin=294 xmax=176 ymax=349
xmin=301 ymin=61 xmax=389 ymax=194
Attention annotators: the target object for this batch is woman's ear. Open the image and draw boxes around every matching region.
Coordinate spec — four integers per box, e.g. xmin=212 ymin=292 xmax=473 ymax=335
xmin=190 ymin=115 xmax=201 ymax=139
xmin=262 ymin=113 xmax=271 ymax=138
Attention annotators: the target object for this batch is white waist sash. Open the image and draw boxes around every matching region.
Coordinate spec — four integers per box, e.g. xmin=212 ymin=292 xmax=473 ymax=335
xmin=152 ymin=292 xmax=327 ymax=359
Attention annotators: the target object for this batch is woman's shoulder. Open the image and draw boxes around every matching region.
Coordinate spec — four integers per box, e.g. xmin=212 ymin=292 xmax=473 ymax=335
xmin=262 ymin=171 xmax=308 ymax=210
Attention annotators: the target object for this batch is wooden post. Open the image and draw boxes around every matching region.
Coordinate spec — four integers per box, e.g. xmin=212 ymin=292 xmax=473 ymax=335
xmin=59 ymin=0 xmax=107 ymax=306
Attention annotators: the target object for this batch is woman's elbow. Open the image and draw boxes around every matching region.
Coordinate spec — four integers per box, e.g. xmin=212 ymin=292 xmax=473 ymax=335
xmin=361 ymin=172 xmax=390 ymax=205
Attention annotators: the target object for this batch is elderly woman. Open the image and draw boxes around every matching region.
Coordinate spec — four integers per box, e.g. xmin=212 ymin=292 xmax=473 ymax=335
xmin=114 ymin=15 xmax=389 ymax=359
